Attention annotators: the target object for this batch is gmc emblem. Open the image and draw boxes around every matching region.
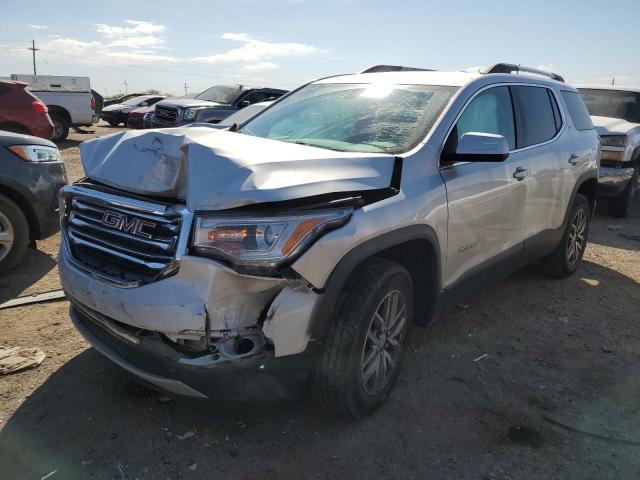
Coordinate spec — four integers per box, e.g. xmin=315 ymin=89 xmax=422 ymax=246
xmin=101 ymin=210 xmax=157 ymax=239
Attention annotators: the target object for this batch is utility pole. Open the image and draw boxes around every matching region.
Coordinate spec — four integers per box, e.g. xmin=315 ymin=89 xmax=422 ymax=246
xmin=28 ymin=40 xmax=39 ymax=76
xmin=184 ymin=82 xmax=188 ymax=96
xmin=123 ymin=80 xmax=129 ymax=95
xmin=612 ymin=77 xmax=615 ymax=86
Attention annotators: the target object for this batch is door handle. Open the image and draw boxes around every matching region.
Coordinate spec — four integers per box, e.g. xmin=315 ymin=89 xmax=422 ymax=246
xmin=568 ymin=154 xmax=580 ymax=165
xmin=513 ymin=167 xmax=530 ymax=181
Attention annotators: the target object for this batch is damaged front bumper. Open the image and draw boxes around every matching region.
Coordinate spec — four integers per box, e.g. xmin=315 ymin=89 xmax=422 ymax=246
xmin=59 ymin=184 xmax=324 ymax=398
xmin=598 ymin=165 xmax=635 ymax=196
xmin=70 ymin=300 xmax=318 ymax=399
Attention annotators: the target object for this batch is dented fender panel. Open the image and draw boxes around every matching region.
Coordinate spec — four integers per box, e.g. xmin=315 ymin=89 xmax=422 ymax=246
xmin=262 ymin=285 xmax=321 ymax=357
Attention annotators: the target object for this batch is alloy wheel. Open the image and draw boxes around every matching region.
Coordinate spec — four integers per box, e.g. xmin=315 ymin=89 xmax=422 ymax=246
xmin=360 ymin=289 xmax=407 ymax=396
xmin=566 ymin=208 xmax=587 ymax=265
xmin=0 ymin=210 xmax=15 ymax=262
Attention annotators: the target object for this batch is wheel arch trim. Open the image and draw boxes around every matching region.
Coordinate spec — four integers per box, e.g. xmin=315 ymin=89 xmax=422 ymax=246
xmin=307 ymin=224 xmax=443 ymax=340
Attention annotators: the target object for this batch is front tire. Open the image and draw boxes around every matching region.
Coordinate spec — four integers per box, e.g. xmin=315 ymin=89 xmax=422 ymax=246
xmin=543 ymin=193 xmax=591 ymax=278
xmin=0 ymin=194 xmax=29 ymax=275
xmin=315 ymin=257 xmax=414 ymax=418
xmin=609 ymin=165 xmax=638 ymax=218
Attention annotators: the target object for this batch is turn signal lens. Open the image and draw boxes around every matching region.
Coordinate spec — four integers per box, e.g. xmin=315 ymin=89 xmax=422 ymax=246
xmin=282 ymin=218 xmax=323 ymax=255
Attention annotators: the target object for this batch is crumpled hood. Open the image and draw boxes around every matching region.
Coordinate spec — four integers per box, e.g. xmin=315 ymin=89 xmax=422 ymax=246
xmin=79 ymin=126 xmax=396 ymax=211
xmin=591 ymin=115 xmax=640 ymax=135
xmin=156 ymin=98 xmax=222 ymax=109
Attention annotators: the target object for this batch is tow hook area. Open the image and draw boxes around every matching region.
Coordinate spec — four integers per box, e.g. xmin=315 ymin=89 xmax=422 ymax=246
xmin=180 ymin=330 xmax=269 ymax=367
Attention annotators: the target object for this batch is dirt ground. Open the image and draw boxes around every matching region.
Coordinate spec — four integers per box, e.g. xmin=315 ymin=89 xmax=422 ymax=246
xmin=1 ymin=127 xmax=639 ymax=480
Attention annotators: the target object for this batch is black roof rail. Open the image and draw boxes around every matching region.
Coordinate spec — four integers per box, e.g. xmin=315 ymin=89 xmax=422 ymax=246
xmin=359 ymin=65 xmax=436 ymax=74
xmin=481 ymin=63 xmax=564 ymax=83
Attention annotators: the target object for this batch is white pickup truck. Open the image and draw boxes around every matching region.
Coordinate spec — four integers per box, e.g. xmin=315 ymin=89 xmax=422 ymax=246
xmin=10 ymin=74 xmax=98 ymax=142
xmin=577 ymin=86 xmax=640 ymax=217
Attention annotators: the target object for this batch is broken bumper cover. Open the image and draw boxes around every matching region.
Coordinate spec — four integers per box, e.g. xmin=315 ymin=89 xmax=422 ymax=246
xmin=70 ymin=301 xmax=317 ymax=400
xmin=598 ymin=165 xmax=635 ymax=196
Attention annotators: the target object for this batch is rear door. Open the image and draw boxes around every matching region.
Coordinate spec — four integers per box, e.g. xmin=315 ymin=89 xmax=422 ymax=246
xmin=510 ymin=85 xmax=568 ymax=239
xmin=440 ymin=85 xmax=527 ymax=288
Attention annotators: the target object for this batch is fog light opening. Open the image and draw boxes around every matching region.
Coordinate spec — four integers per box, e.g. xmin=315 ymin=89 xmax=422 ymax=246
xmin=235 ymin=337 xmax=256 ymax=355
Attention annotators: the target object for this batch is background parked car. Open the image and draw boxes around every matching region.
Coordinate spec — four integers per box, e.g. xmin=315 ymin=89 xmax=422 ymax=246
xmin=0 ymin=80 xmax=54 ymax=140
xmin=126 ymin=104 xmax=156 ymax=129
xmin=103 ymin=93 xmax=146 ymax=108
xmin=150 ymin=85 xmax=286 ymax=128
xmin=0 ymin=131 xmax=67 ymax=273
xmin=578 ymin=86 xmax=640 ymax=217
xmin=101 ymin=95 xmax=165 ymax=126
xmin=207 ymin=101 xmax=274 ymax=129
xmin=10 ymin=74 xmax=98 ymax=143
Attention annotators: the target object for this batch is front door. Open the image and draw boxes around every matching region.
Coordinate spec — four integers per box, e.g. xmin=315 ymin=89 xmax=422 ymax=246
xmin=440 ymin=85 xmax=527 ymax=289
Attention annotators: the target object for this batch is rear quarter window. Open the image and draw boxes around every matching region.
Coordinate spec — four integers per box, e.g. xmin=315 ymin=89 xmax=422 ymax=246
xmin=561 ymin=91 xmax=593 ymax=131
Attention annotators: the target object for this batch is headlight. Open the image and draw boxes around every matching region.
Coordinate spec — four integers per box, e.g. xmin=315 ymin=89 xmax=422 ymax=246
xmin=192 ymin=207 xmax=353 ymax=274
xmin=8 ymin=145 xmax=62 ymax=162
xmin=599 ymin=135 xmax=627 ymax=147
xmin=183 ymin=108 xmax=198 ymax=121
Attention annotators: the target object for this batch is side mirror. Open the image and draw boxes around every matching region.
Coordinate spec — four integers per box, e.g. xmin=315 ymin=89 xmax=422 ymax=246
xmin=452 ymin=132 xmax=509 ymax=162
xmin=238 ymin=100 xmax=251 ymax=108
xmin=139 ymin=101 xmax=148 ymax=107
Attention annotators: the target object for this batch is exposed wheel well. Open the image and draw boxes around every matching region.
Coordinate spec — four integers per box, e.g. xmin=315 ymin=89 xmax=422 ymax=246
xmin=577 ymin=177 xmax=598 ymax=212
xmin=0 ymin=186 xmax=36 ymax=239
xmin=47 ymin=106 xmax=71 ymax=124
xmin=373 ymin=239 xmax=438 ymax=327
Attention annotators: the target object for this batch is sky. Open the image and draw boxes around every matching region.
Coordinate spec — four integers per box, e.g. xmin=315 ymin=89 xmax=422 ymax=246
xmin=1 ymin=0 xmax=639 ymax=97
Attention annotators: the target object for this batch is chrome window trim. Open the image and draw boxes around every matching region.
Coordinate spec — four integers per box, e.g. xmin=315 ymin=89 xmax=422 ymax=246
xmin=438 ymin=82 xmax=567 ymax=169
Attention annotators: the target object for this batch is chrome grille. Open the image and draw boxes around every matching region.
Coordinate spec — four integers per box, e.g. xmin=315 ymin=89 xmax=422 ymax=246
xmin=154 ymin=105 xmax=180 ymax=124
xmin=62 ymin=192 xmax=183 ymax=286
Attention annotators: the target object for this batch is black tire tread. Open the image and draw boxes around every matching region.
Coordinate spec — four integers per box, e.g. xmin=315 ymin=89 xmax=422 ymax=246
xmin=543 ymin=193 xmax=590 ymax=278
xmin=315 ymin=257 xmax=408 ymax=418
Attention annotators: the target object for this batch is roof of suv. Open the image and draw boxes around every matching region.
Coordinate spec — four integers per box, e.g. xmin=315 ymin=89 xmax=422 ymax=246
xmin=316 ymin=70 xmax=481 ymax=87
xmin=315 ymin=69 xmax=567 ymax=89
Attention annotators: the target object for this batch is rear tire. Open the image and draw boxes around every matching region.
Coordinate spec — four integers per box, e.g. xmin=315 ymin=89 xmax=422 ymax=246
xmin=50 ymin=113 xmax=70 ymax=142
xmin=542 ymin=194 xmax=591 ymax=278
xmin=315 ymin=257 xmax=414 ymax=418
xmin=0 ymin=194 xmax=29 ymax=275
xmin=609 ymin=165 xmax=638 ymax=218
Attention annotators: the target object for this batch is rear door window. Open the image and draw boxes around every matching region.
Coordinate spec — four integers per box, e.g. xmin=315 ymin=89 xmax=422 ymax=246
xmin=561 ymin=91 xmax=594 ymax=131
xmin=454 ymin=86 xmax=516 ymax=150
xmin=511 ymin=86 xmax=558 ymax=148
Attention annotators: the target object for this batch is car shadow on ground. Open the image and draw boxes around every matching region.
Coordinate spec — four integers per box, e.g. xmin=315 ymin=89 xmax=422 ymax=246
xmin=1 ymin=260 xmax=639 ymax=479
xmin=0 ymin=248 xmax=57 ymax=303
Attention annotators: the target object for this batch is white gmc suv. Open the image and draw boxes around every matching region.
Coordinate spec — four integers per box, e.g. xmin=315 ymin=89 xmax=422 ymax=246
xmin=59 ymin=64 xmax=600 ymax=417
